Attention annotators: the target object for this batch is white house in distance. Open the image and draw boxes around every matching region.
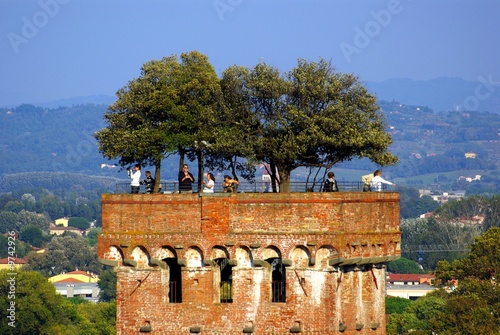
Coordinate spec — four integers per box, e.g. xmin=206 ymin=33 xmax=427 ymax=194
xmin=49 ymin=270 xmax=100 ymax=302
xmin=53 ymin=282 xmax=100 ymax=303
xmin=386 ymin=273 xmax=436 ymax=300
xmin=457 ymin=175 xmax=482 ymax=182
xmin=54 ymin=217 xmax=70 ymax=227
xmin=49 ymin=225 xmax=84 ymax=236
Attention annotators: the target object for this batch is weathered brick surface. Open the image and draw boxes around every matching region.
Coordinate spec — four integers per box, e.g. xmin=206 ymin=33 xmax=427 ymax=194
xmin=98 ymin=192 xmax=400 ymax=334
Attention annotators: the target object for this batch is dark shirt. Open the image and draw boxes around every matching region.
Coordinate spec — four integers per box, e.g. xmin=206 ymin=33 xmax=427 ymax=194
xmin=178 ymin=171 xmax=195 ymax=191
xmin=141 ymin=176 xmax=155 ymax=193
xmin=324 ymin=179 xmax=339 ymax=192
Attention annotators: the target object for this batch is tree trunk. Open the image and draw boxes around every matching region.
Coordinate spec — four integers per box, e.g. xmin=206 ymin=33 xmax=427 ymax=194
xmin=178 ymin=148 xmax=186 ymax=171
xmin=153 ymin=159 xmax=161 ymax=193
xmin=271 ymin=161 xmax=291 ymax=193
xmin=197 ymin=149 xmax=204 ymax=193
xmin=230 ymin=159 xmax=238 ymax=180
xmin=278 ymin=169 xmax=291 ymax=193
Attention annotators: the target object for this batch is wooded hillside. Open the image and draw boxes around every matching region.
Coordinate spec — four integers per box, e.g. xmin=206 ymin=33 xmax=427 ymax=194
xmin=1 ymin=102 xmax=499 ymax=194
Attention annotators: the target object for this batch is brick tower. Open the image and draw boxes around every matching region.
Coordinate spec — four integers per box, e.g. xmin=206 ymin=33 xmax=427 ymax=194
xmin=98 ymin=191 xmax=400 ymax=334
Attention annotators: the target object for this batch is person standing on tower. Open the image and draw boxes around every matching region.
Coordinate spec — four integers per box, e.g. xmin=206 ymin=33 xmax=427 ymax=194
xmin=370 ymin=170 xmax=396 ymax=192
xmin=178 ymin=164 xmax=195 ymax=193
xmin=127 ymin=164 xmax=141 ymax=194
xmin=323 ymin=171 xmax=339 ymax=192
xmin=141 ymin=170 xmax=155 ymax=194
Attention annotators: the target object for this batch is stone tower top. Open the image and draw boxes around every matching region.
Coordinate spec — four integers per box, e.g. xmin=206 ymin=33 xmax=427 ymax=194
xmin=98 ymin=192 xmax=400 ymax=334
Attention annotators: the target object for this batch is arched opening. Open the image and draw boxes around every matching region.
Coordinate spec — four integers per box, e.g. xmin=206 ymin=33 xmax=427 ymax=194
xmin=266 ymin=257 xmax=286 ymax=302
xmin=165 ymin=258 xmax=182 ymax=303
xmin=130 ymin=246 xmax=150 ymax=268
xmin=315 ymin=245 xmax=339 ymax=269
xmin=215 ymin=258 xmax=233 ymax=303
xmin=104 ymin=246 xmax=123 ymax=262
xmin=290 ymin=246 xmax=310 ymax=268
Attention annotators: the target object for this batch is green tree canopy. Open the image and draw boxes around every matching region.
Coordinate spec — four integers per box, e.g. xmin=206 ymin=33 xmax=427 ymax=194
xmin=387 ymin=257 xmax=425 ymax=274
xmin=415 ymin=195 xmax=440 ymax=217
xmin=17 ymin=210 xmax=50 ymax=232
xmin=86 ymin=227 xmax=101 ymax=247
xmin=68 ymin=217 xmax=89 ymax=230
xmin=73 ymin=300 xmax=116 ymax=335
xmin=24 ymin=235 xmax=100 ymax=276
xmin=386 ymin=296 xmax=414 ymax=315
xmin=220 ymin=58 xmax=398 ymax=192
xmin=398 ymin=186 xmax=421 ymax=218
xmin=94 ymin=51 xmax=223 ymax=192
xmin=3 ymin=201 xmax=23 ymax=213
xmin=483 ymin=195 xmax=500 ymax=230
xmin=95 ymin=53 xmax=398 ymax=192
xmin=37 ymin=194 xmax=64 ymax=221
xmin=97 ymin=269 xmax=117 ymax=302
xmin=0 ymin=193 xmax=15 ymax=211
xmin=94 ymin=56 xmax=179 ymax=191
xmin=19 ymin=224 xmax=47 ymax=248
xmin=0 ymin=270 xmax=78 ymax=334
xmin=0 ymin=211 xmax=19 ymax=233
xmin=0 ymin=270 xmax=115 ymax=335
xmin=433 ymin=195 xmax=486 ymax=222
xmin=208 ymin=65 xmax=260 ymax=181
xmin=400 ymin=199 xmax=484 ymax=271
xmin=387 ymin=291 xmax=448 ymax=335
xmin=391 ymin=228 xmax=500 ymax=334
xmin=0 ymin=235 xmax=32 ymax=259
xmin=435 ymin=227 xmax=500 ymax=285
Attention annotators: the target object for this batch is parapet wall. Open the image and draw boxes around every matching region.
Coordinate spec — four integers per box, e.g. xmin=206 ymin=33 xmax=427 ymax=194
xmin=98 ymin=192 xmax=400 ymax=335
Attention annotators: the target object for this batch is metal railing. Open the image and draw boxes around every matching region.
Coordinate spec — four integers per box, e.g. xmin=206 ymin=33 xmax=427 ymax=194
xmin=114 ymin=181 xmax=394 ymax=194
xmin=220 ymin=281 xmax=233 ymax=303
xmin=272 ymin=281 xmax=286 ymax=302
xmin=169 ymin=281 xmax=181 ymax=303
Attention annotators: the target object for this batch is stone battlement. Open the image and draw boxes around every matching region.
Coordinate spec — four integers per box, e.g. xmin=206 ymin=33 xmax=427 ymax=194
xmin=98 ymin=192 xmax=400 ymax=334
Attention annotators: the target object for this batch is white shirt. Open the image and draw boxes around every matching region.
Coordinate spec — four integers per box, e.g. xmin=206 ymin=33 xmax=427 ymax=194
xmin=130 ymin=170 xmax=141 ymax=186
xmin=203 ymin=180 xmax=214 ymax=193
xmin=370 ymin=175 xmax=393 ymax=191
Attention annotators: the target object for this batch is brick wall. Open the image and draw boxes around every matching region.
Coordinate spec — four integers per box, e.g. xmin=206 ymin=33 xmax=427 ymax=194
xmin=98 ymin=192 xmax=400 ymax=334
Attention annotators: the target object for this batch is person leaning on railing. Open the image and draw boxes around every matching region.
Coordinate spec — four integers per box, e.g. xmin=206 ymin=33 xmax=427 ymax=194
xmin=222 ymin=175 xmax=239 ymax=193
xmin=370 ymin=170 xmax=396 ymax=192
xmin=323 ymin=171 xmax=339 ymax=192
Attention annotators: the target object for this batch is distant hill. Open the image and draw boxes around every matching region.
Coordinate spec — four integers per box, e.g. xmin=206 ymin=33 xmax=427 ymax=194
xmin=3 ymin=77 xmax=499 ymax=114
xmin=35 ymin=95 xmax=116 ymax=109
xmin=0 ymin=103 xmax=117 ymax=176
xmin=0 ymin=172 xmax=121 ymax=195
xmin=335 ymin=100 xmax=500 ymax=194
xmin=0 ymin=103 xmax=180 ymax=183
xmin=0 ymin=95 xmax=116 ymax=109
xmin=1 ymin=99 xmax=499 ymax=195
xmin=366 ymin=77 xmax=500 ymax=114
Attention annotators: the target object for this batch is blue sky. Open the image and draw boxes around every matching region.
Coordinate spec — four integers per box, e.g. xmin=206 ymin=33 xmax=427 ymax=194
xmin=1 ymin=0 xmax=499 ymax=106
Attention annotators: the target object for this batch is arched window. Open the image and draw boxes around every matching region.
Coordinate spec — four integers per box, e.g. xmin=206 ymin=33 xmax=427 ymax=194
xmin=266 ymin=257 xmax=286 ymax=302
xmin=215 ymin=258 xmax=233 ymax=303
xmin=165 ymin=258 xmax=182 ymax=303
